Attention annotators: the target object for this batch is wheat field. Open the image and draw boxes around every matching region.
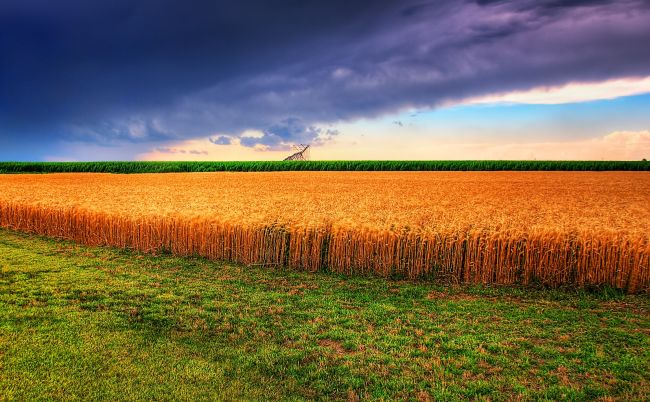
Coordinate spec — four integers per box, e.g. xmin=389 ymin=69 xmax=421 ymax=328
xmin=0 ymin=171 xmax=648 ymax=292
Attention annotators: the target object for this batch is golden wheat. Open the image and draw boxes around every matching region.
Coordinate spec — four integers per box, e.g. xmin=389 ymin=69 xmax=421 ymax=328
xmin=0 ymin=171 xmax=648 ymax=292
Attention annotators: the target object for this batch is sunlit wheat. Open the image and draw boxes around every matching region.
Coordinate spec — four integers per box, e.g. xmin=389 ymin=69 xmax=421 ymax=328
xmin=0 ymin=171 xmax=647 ymax=292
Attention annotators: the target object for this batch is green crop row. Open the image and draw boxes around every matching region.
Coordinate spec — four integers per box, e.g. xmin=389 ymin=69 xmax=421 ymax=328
xmin=0 ymin=160 xmax=648 ymax=173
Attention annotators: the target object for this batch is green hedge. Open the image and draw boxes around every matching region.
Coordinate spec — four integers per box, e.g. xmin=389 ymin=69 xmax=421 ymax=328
xmin=0 ymin=160 xmax=648 ymax=173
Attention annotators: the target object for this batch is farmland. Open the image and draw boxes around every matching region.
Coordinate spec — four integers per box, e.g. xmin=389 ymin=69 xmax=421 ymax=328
xmin=1 ymin=230 xmax=649 ymax=400
xmin=0 ymin=171 xmax=648 ymax=292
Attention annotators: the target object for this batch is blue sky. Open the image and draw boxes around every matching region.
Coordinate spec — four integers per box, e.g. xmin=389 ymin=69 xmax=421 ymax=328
xmin=1 ymin=0 xmax=650 ymax=161
xmin=414 ymin=93 xmax=650 ymax=140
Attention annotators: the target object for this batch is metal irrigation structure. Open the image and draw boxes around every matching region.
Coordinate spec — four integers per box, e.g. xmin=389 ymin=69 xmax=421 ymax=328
xmin=283 ymin=144 xmax=310 ymax=161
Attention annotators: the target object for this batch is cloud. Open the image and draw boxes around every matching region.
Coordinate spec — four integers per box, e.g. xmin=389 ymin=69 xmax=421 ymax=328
xmin=460 ymin=76 xmax=650 ymax=105
xmin=601 ymin=130 xmax=650 ymax=156
xmin=427 ymin=130 xmax=650 ymax=160
xmin=238 ymin=118 xmax=340 ymax=150
xmin=1 ymin=0 xmax=650 ymax=158
xmin=135 ymin=128 xmax=650 ymax=162
xmin=66 ymin=118 xmax=175 ymax=144
xmin=156 ymin=147 xmax=208 ymax=155
xmin=138 ymin=138 xmax=290 ymax=161
xmin=209 ymin=135 xmax=233 ymax=145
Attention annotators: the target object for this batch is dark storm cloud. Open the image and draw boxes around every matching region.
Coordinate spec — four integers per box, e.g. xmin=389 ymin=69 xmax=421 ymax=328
xmin=1 ymin=0 xmax=650 ymax=157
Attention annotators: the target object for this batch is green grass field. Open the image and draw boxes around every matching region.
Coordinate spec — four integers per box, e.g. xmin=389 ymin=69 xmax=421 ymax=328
xmin=1 ymin=160 xmax=649 ymax=173
xmin=1 ymin=229 xmax=648 ymax=400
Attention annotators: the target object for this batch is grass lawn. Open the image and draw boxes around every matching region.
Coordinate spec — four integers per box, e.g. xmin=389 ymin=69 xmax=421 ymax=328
xmin=0 ymin=229 xmax=648 ymax=401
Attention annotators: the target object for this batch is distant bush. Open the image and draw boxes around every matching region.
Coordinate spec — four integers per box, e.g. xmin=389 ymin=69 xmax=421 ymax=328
xmin=0 ymin=160 xmax=649 ymax=173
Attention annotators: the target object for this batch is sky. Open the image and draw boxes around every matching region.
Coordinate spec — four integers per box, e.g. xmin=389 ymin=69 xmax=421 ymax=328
xmin=1 ymin=0 xmax=650 ymax=161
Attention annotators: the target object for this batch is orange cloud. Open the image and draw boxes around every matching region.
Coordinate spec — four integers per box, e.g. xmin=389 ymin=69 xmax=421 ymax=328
xmin=435 ymin=131 xmax=650 ymax=160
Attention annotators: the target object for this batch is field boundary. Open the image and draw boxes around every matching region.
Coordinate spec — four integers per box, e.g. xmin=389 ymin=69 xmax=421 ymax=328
xmin=1 ymin=160 xmax=649 ymax=173
xmin=1 ymin=201 xmax=647 ymax=293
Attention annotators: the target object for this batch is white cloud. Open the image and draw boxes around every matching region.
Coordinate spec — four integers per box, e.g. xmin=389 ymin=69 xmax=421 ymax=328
xmin=460 ymin=76 xmax=650 ymax=106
